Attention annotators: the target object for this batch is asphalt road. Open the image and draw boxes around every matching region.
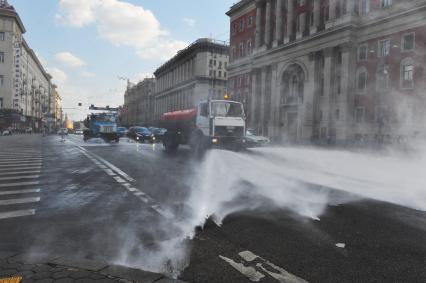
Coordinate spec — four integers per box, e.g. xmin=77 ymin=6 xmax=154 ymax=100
xmin=0 ymin=134 xmax=425 ymax=283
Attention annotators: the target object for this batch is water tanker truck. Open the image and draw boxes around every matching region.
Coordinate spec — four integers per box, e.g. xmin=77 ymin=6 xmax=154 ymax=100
xmin=83 ymin=106 xmax=120 ymax=143
xmin=159 ymin=99 xmax=246 ymax=152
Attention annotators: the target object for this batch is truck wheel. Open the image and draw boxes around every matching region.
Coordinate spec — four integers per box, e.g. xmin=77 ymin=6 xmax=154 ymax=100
xmin=163 ymin=135 xmax=179 ymax=152
xmin=190 ymin=131 xmax=207 ymax=156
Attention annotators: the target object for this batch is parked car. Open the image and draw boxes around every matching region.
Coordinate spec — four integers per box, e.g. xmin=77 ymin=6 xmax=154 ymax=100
xmin=2 ymin=130 xmax=12 ymax=136
xmin=58 ymin=128 xmax=68 ymax=135
xmin=74 ymin=129 xmax=84 ymax=135
xmin=127 ymin=127 xmax=155 ymax=143
xmin=149 ymin=127 xmax=167 ymax=142
xmin=117 ymin=127 xmax=128 ymax=137
xmin=245 ymin=129 xmax=270 ymax=147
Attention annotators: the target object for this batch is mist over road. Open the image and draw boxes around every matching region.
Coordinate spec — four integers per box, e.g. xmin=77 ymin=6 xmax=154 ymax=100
xmin=0 ymin=134 xmax=425 ymax=283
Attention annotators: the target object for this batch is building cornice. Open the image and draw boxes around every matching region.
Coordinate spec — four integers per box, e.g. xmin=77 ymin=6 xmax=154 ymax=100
xmin=0 ymin=6 xmax=26 ymax=33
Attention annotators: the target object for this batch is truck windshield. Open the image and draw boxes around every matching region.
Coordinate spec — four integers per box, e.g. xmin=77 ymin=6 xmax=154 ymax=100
xmin=211 ymin=102 xmax=244 ymax=118
xmin=94 ymin=115 xmax=116 ymax=122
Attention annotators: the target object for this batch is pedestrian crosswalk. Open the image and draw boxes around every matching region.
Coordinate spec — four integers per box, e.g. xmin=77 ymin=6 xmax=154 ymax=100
xmin=0 ymin=150 xmax=42 ymax=220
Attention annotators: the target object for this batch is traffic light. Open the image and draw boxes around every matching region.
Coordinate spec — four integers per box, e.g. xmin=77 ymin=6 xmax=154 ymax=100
xmin=78 ymin=103 xmax=82 ymax=107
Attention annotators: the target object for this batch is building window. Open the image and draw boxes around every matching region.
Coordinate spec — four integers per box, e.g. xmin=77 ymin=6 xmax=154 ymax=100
xmin=0 ymin=75 xmax=3 ymax=86
xmin=401 ymin=58 xmax=414 ymax=89
xmin=232 ymin=23 xmax=236 ymax=35
xmin=224 ymin=62 xmax=228 ymax=69
xmin=381 ymin=0 xmax=392 ymax=8
xmin=218 ymin=61 xmax=222 ymax=69
xmin=355 ymin=107 xmax=365 ymax=123
xmin=319 ymin=110 xmax=323 ymax=121
xmin=359 ymin=0 xmax=370 ymax=15
xmin=239 ymin=42 xmax=244 ymax=57
xmin=336 ymin=74 xmax=342 ymax=94
xmin=247 ymin=39 xmax=252 ymax=54
xmin=356 ymin=68 xmax=368 ymax=93
xmin=218 ymin=71 xmax=222 ymax=78
xmin=358 ymin=44 xmax=368 ymax=61
xmin=248 ymin=15 xmax=253 ymax=27
xmin=335 ymin=109 xmax=340 ymax=120
xmin=0 ymin=52 xmax=4 ymax=63
xmin=239 ymin=19 xmax=245 ymax=32
xmin=377 ymin=65 xmax=390 ymax=91
xmin=402 ymin=32 xmax=415 ymax=52
xmin=0 ymin=97 xmax=3 ymax=108
xmin=0 ymin=32 xmax=4 ymax=41
xmin=378 ymin=39 xmax=390 ymax=57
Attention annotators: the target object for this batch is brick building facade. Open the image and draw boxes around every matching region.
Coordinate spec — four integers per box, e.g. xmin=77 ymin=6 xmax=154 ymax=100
xmin=227 ymin=0 xmax=426 ymax=145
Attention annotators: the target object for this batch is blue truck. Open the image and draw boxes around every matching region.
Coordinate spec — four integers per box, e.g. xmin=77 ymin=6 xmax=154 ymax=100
xmin=83 ymin=107 xmax=120 ymax=142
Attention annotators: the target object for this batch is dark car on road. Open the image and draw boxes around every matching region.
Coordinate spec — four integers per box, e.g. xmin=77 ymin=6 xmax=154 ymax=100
xmin=149 ymin=127 xmax=167 ymax=143
xmin=117 ymin=127 xmax=128 ymax=137
xmin=127 ymin=127 xmax=155 ymax=143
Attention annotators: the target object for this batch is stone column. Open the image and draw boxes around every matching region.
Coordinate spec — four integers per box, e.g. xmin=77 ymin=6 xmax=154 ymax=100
xmin=260 ymin=67 xmax=268 ymax=135
xmin=264 ymin=0 xmax=272 ymax=47
xmin=274 ymin=0 xmax=284 ymax=47
xmin=322 ymin=47 xmax=334 ymax=133
xmin=310 ymin=0 xmax=320 ymax=34
xmin=255 ymin=1 xmax=263 ymax=50
xmin=270 ymin=64 xmax=279 ymax=138
xmin=339 ymin=43 xmax=354 ymax=143
xmin=329 ymin=0 xmax=336 ymax=21
xmin=250 ymin=70 xmax=259 ymax=128
xmin=284 ymin=0 xmax=294 ymax=43
xmin=297 ymin=1 xmax=306 ymax=40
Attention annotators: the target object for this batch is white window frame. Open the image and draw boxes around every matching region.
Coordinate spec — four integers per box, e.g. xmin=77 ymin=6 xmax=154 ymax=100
xmin=400 ymin=57 xmax=414 ymax=90
xmin=356 ymin=67 xmax=368 ymax=94
xmin=247 ymin=15 xmax=253 ymax=27
xmin=376 ymin=64 xmax=390 ymax=91
xmin=358 ymin=44 xmax=368 ymax=61
xmin=0 ymin=32 xmax=4 ymax=41
xmin=377 ymin=39 xmax=391 ymax=57
xmin=401 ymin=32 xmax=415 ymax=52
xmin=0 ymin=52 xmax=4 ymax=63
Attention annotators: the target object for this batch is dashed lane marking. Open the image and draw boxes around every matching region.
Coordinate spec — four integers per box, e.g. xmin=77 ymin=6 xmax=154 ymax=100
xmin=0 ymin=209 xmax=35 ymax=220
xmin=220 ymin=251 xmax=308 ymax=283
xmin=0 ymin=197 xmax=41 ymax=206
xmin=0 ymin=189 xmax=40 ymax=196
xmin=0 ymin=181 xmax=40 ymax=188
xmin=0 ymin=175 xmax=40 ymax=181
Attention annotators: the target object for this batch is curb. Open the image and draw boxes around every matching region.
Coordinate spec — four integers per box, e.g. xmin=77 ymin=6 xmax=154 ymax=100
xmin=0 ymin=252 xmax=186 ymax=283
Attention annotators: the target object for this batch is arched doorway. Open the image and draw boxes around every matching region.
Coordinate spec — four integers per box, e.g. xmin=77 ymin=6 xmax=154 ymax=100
xmin=279 ymin=64 xmax=305 ymax=143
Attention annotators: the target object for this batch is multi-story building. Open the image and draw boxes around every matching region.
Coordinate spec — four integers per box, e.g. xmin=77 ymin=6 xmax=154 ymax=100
xmin=227 ymin=0 xmax=426 ymax=145
xmin=153 ymin=38 xmax=229 ymax=120
xmin=122 ymin=78 xmax=156 ymax=127
xmin=0 ymin=0 xmax=55 ymax=131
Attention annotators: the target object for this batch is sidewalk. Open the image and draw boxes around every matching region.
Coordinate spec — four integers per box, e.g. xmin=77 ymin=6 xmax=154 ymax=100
xmin=0 ymin=252 xmax=186 ymax=283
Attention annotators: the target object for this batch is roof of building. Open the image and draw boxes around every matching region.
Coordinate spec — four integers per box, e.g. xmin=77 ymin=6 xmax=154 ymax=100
xmin=226 ymin=0 xmax=254 ymax=16
xmin=0 ymin=0 xmax=26 ymax=33
xmin=154 ymin=38 xmax=229 ymax=76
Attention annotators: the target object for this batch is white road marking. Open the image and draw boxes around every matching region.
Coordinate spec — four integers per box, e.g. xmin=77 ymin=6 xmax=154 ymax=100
xmin=220 ymin=251 xmax=308 ymax=283
xmin=0 ymin=163 xmax=42 ymax=168
xmin=0 ymin=197 xmax=41 ymax=206
xmin=78 ymin=146 xmax=135 ymax=182
xmin=0 ymin=175 xmax=40 ymax=181
xmin=335 ymin=243 xmax=346 ymax=248
xmin=0 ymin=181 xmax=40 ymax=188
xmin=0 ymin=189 xmax=40 ymax=196
xmin=0 ymin=158 xmax=42 ymax=162
xmin=0 ymin=161 xmax=42 ymax=165
xmin=0 ymin=170 xmax=41 ymax=175
xmin=219 ymin=255 xmax=265 ymax=282
xmin=103 ymin=169 xmax=116 ymax=176
xmin=0 ymin=209 xmax=36 ymax=219
xmin=113 ymin=176 xmax=126 ymax=183
xmin=0 ymin=166 xmax=41 ymax=172
xmin=134 ymin=191 xmax=145 ymax=196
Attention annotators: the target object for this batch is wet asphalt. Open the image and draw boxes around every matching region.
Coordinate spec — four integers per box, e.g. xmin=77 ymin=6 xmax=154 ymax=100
xmin=0 ymin=134 xmax=425 ymax=283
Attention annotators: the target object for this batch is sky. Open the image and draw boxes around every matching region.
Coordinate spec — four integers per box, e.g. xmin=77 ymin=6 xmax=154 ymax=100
xmin=10 ymin=0 xmax=236 ymax=120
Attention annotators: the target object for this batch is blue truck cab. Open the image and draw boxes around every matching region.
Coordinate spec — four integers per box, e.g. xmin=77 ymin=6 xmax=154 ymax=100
xmin=83 ymin=112 xmax=120 ymax=142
